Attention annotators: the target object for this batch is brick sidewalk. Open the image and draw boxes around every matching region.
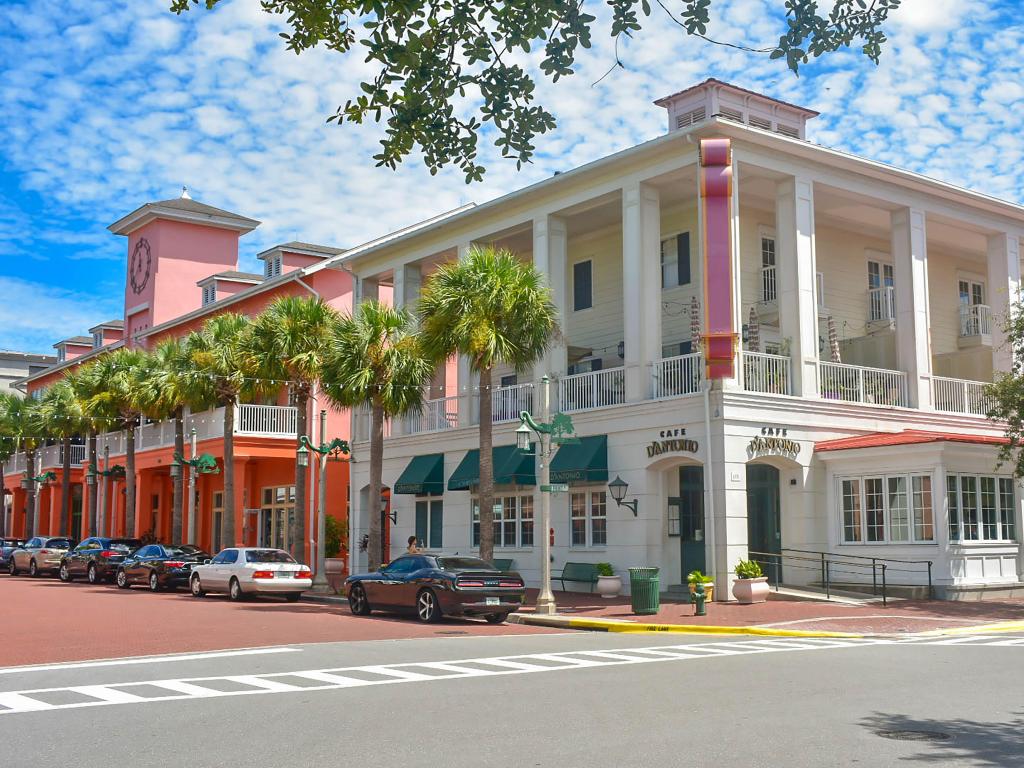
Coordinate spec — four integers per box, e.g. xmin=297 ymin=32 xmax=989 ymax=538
xmin=520 ymin=589 xmax=1024 ymax=635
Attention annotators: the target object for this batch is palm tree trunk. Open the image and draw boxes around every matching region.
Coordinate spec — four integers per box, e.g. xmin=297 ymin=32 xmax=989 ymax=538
xmin=477 ymin=364 xmax=495 ymax=563
xmin=125 ymin=423 xmax=136 ymax=537
xmin=291 ymin=388 xmax=309 ymax=562
xmin=172 ymin=408 xmax=184 ymax=544
xmin=61 ymin=436 xmax=72 ymax=536
xmin=26 ymin=448 xmax=36 ymax=539
xmin=368 ymin=402 xmax=384 ymax=570
xmin=87 ymin=431 xmax=97 ymax=537
xmin=0 ymin=470 xmax=6 ymax=539
xmin=222 ymin=400 xmax=236 ymax=547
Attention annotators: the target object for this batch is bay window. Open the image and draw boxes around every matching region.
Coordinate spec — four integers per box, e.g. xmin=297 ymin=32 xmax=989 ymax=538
xmin=839 ymin=474 xmax=935 ymax=544
xmin=946 ymin=474 xmax=1017 ymax=542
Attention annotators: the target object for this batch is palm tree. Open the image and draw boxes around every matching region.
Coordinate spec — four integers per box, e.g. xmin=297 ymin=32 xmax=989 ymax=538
xmin=188 ymin=313 xmax=270 ymax=549
xmin=321 ymin=300 xmax=433 ymax=570
xmin=418 ymin=246 xmax=558 ymax=562
xmin=69 ymin=362 xmax=110 ymax=538
xmin=37 ymin=378 xmax=86 ymax=537
xmin=252 ymin=296 xmax=340 ymax=561
xmin=0 ymin=393 xmax=45 ymax=538
xmin=0 ymin=395 xmax=23 ymax=538
xmin=85 ymin=348 xmax=151 ymax=537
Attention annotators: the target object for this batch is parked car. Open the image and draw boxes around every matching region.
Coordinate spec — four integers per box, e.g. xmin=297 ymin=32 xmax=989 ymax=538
xmin=116 ymin=544 xmax=212 ymax=591
xmin=345 ymin=554 xmax=526 ymax=624
xmin=59 ymin=537 xmax=141 ymax=584
xmin=8 ymin=536 xmax=73 ymax=577
xmin=189 ymin=548 xmax=311 ymax=602
xmin=0 ymin=538 xmax=26 ymax=570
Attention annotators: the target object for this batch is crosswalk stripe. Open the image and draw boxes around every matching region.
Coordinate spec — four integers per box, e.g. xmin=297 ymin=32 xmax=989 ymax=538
xmin=289 ymin=671 xmax=366 ymax=686
xmin=146 ymin=680 xmax=222 ymax=697
xmin=226 ymin=676 xmax=303 ymax=692
xmin=68 ymin=685 xmax=146 ymax=704
xmin=0 ymin=692 xmax=54 ymax=712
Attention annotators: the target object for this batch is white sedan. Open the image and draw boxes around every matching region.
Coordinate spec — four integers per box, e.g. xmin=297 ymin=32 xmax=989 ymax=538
xmin=189 ymin=547 xmax=312 ymax=602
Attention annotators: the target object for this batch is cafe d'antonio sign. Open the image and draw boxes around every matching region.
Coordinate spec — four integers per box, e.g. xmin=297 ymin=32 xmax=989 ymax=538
xmin=748 ymin=427 xmax=800 ymax=457
xmin=646 ymin=427 xmax=698 ymax=458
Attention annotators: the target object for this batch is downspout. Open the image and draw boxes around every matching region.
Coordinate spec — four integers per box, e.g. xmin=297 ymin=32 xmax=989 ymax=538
xmin=294 ymin=276 xmax=321 ymax=298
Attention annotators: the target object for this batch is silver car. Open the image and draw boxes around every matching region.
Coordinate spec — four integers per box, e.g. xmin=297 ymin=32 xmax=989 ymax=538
xmin=189 ymin=547 xmax=312 ymax=602
xmin=8 ymin=536 xmax=73 ymax=577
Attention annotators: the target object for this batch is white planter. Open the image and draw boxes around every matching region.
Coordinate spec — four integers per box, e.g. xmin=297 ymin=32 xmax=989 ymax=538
xmin=732 ymin=576 xmax=770 ymax=604
xmin=596 ymin=575 xmax=622 ymax=599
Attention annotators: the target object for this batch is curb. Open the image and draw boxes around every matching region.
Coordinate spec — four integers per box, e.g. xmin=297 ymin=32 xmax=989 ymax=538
xmin=301 ymin=593 xmax=347 ymax=606
xmin=914 ymin=620 xmax=1024 ymax=637
xmin=508 ymin=613 xmax=865 ymax=639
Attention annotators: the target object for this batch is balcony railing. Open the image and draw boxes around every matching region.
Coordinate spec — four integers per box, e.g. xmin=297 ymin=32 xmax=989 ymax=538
xmin=486 ymin=383 xmax=534 ymax=424
xmin=558 ymin=367 xmax=626 ymax=412
xmin=652 ymin=353 xmax=703 ymax=399
xmin=404 ymin=396 xmax=459 ymax=435
xmin=868 ymin=286 xmax=896 ymax=323
xmin=932 ymin=376 xmax=994 ymax=417
xmin=959 ymin=304 xmax=992 ymax=337
xmin=761 ymin=265 xmax=777 ymax=303
xmin=742 ymin=351 xmax=792 ymax=395
xmin=352 ymin=406 xmax=392 ymax=443
xmin=236 ymin=404 xmax=298 ymax=437
xmin=819 ymin=361 xmax=908 ymax=407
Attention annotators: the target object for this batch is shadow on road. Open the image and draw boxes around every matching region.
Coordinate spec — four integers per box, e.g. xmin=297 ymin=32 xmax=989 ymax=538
xmin=861 ymin=711 xmax=1024 ymax=765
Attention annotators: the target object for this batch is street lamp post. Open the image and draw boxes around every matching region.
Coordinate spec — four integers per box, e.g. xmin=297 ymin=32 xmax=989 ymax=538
xmin=297 ymin=410 xmax=350 ymax=594
xmin=515 ymin=375 xmax=578 ymax=617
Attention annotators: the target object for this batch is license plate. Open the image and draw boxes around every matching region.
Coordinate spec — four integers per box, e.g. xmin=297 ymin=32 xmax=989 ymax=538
xmin=485 ymin=597 xmax=500 ymax=606
xmin=276 ymin=572 xmax=294 ymax=579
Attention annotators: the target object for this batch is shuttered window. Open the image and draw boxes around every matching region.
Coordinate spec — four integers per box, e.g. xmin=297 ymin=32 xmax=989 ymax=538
xmin=572 ymin=260 xmax=592 ymax=311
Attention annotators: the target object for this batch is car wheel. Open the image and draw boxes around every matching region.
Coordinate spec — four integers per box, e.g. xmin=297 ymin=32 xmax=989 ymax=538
xmin=348 ymin=584 xmax=371 ymax=616
xmin=228 ymin=577 xmax=244 ymax=602
xmin=116 ymin=569 xmax=130 ymax=589
xmin=28 ymin=559 xmax=38 ymax=578
xmin=485 ymin=613 xmax=509 ymax=624
xmin=87 ymin=564 xmax=99 ymax=584
xmin=285 ymin=593 xmax=301 ymax=603
xmin=416 ymin=588 xmax=442 ymax=623
xmin=149 ymin=573 xmax=161 ymax=592
xmin=8 ymin=559 xmax=17 ymax=576
xmin=59 ymin=563 xmax=72 ymax=582
xmin=190 ymin=574 xmax=205 ymax=598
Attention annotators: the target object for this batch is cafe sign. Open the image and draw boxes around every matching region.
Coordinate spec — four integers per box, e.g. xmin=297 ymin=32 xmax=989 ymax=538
xmin=748 ymin=427 xmax=800 ymax=457
xmin=647 ymin=427 xmax=699 ymax=458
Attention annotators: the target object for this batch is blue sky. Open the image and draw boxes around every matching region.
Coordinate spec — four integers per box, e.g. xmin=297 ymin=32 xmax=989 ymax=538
xmin=0 ymin=0 xmax=1021 ymax=353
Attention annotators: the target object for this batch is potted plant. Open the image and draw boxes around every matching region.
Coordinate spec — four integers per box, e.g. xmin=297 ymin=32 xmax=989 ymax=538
xmin=595 ymin=563 xmax=622 ymax=598
xmin=687 ymin=569 xmax=714 ymax=603
xmin=324 ymin=515 xmax=348 ymax=593
xmin=732 ymin=559 xmax=769 ymax=604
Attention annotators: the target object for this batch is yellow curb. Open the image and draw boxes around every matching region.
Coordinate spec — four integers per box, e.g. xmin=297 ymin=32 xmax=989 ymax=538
xmin=510 ymin=613 xmax=864 ymax=639
xmin=914 ymin=620 xmax=1024 ymax=637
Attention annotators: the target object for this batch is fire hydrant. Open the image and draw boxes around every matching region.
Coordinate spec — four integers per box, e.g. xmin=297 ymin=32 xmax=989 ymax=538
xmin=691 ymin=582 xmax=707 ymax=617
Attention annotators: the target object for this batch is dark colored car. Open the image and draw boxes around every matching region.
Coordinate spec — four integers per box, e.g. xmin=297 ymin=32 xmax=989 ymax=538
xmin=116 ymin=544 xmax=212 ymax=592
xmin=59 ymin=537 xmax=141 ymax=584
xmin=0 ymin=538 xmax=26 ymax=569
xmin=345 ymin=554 xmax=526 ymax=624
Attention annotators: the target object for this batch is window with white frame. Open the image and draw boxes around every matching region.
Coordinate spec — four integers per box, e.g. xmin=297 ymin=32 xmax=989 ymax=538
xmin=570 ymin=490 xmax=607 ymax=547
xmin=760 ymin=231 xmax=777 ymax=302
xmin=958 ymin=279 xmax=985 ymax=307
xmin=946 ymin=474 xmax=1016 ymax=542
xmin=839 ymin=473 xmax=936 ymax=544
xmin=471 ymin=495 xmax=534 ymax=548
xmin=660 ymin=232 xmax=691 ymax=290
xmin=201 ymin=284 xmax=216 ymax=306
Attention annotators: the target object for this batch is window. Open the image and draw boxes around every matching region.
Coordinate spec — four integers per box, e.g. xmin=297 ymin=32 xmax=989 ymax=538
xmin=415 ymin=499 xmax=443 ymax=550
xmin=760 ymin=232 xmax=777 ymax=302
xmin=259 ymin=486 xmax=295 ymax=551
xmin=201 ymin=284 xmax=216 ymax=306
xmin=92 ymin=332 xmax=103 ymax=349
xmin=867 ymin=260 xmax=895 ymax=321
xmin=212 ymin=491 xmax=224 ymax=552
xmin=839 ymin=474 xmax=936 ymax=544
xmin=661 ymin=233 xmax=691 ymax=289
xmin=471 ymin=495 xmax=534 ymax=548
xmin=947 ymin=474 xmax=1017 ymax=542
xmin=264 ymin=255 xmax=283 ymax=278
xmin=572 ymin=260 xmax=592 ymax=311
xmin=570 ymin=490 xmax=608 ymax=548
xmin=958 ymin=279 xmax=985 ymax=307
xmin=57 ymin=347 xmax=65 ymax=363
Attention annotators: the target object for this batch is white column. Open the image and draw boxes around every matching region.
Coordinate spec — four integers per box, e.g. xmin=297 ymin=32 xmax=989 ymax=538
xmin=392 ymin=263 xmax=422 ymax=310
xmin=987 ymin=232 xmax=1022 ymax=376
xmin=622 ymin=182 xmax=661 ymax=402
xmin=891 ymin=207 xmax=932 ymax=408
xmin=455 ymin=243 xmax=475 ymax=427
xmin=533 ymin=214 xmax=568 ymax=379
xmin=775 ymin=178 xmax=819 ymax=396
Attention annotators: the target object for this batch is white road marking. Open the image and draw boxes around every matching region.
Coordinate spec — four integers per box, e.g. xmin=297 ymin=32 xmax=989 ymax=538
xmin=0 ymin=646 xmax=302 ymax=676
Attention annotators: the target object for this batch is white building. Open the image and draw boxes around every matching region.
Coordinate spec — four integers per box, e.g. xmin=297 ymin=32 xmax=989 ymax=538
xmin=0 ymin=350 xmax=57 ymax=395
xmin=345 ymin=79 xmax=1023 ymax=601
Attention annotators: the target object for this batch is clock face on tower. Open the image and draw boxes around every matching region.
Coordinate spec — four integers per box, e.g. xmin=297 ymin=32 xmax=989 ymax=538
xmin=129 ymin=238 xmax=152 ymax=294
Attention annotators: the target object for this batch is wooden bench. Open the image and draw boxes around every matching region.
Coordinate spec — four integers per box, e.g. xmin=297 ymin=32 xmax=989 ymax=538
xmin=492 ymin=558 xmax=514 ymax=572
xmin=554 ymin=562 xmax=600 ymax=592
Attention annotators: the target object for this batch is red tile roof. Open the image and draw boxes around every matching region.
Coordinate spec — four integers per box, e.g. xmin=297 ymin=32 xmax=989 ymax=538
xmin=816 ymin=430 xmax=1008 ymax=452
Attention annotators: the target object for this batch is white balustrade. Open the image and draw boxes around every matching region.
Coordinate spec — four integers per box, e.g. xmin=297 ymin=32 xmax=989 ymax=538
xmin=932 ymin=376 xmax=995 ymax=416
xmin=761 ymin=265 xmax=777 ymax=303
xmin=742 ymin=351 xmax=792 ymax=395
xmin=236 ymin=404 xmax=298 ymax=437
xmin=652 ymin=353 xmax=703 ymax=399
xmin=558 ymin=367 xmax=626 ymax=413
xmin=351 ymin=405 xmax=391 ymax=443
xmin=868 ymin=286 xmax=896 ymax=323
xmin=489 ymin=383 xmax=534 ymax=424
xmin=818 ymin=361 xmax=908 ymax=407
xmin=959 ymin=304 xmax=992 ymax=337
xmin=405 ymin=396 xmax=459 ymax=434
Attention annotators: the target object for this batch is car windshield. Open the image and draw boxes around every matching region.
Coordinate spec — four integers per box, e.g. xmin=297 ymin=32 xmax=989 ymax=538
xmin=166 ymin=545 xmax=206 ymax=556
xmin=46 ymin=538 xmax=72 ymax=549
xmin=436 ymin=557 xmax=497 ymax=571
xmin=245 ymin=550 xmax=295 ymax=564
xmin=107 ymin=539 xmax=140 ymax=552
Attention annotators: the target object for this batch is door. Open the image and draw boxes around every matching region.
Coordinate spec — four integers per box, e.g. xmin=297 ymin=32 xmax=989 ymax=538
xmin=672 ymin=466 xmax=706 ymax=583
xmin=746 ymin=464 xmax=782 ymax=584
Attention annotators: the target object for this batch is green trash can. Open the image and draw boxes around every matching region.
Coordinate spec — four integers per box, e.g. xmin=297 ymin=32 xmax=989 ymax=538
xmin=628 ymin=567 xmax=660 ymax=615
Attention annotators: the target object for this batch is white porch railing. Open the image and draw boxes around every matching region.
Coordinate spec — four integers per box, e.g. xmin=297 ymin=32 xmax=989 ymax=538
xmin=405 ymin=396 xmax=459 ymax=434
xmin=487 ymin=383 xmax=534 ymax=424
xmin=558 ymin=367 xmax=626 ymax=412
xmin=868 ymin=286 xmax=896 ymax=323
xmin=932 ymin=376 xmax=994 ymax=416
xmin=68 ymin=444 xmax=86 ymax=466
xmin=652 ymin=353 xmax=703 ymax=399
xmin=818 ymin=361 xmax=908 ymax=407
xmin=959 ymin=304 xmax=992 ymax=337
xmin=236 ymin=404 xmax=298 ymax=437
xmin=761 ymin=265 xmax=777 ymax=303
xmin=742 ymin=351 xmax=791 ymax=395
xmin=352 ymin=406 xmax=392 ymax=443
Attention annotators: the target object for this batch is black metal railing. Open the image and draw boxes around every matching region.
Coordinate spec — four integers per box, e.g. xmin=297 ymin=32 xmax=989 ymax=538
xmin=747 ymin=548 xmax=934 ymax=606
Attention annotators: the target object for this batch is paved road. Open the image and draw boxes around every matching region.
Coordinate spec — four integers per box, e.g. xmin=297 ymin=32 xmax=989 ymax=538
xmin=1 ymin=631 xmax=1021 ymax=767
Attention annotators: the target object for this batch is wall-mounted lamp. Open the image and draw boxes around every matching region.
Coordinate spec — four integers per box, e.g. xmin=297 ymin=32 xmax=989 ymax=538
xmin=608 ymin=475 xmax=638 ymax=517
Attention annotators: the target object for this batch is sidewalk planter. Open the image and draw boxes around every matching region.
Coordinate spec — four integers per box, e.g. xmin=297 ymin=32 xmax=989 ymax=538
xmin=325 ymin=557 xmax=346 ymax=593
xmin=732 ymin=576 xmax=770 ymax=604
xmin=596 ymin=575 xmax=622 ymax=598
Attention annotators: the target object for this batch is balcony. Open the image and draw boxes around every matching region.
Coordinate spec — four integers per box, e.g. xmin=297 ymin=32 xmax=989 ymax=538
xmin=742 ymin=351 xmax=792 ymax=395
xmin=932 ymin=376 xmax=994 ymax=417
xmin=236 ymin=404 xmax=299 ymax=437
xmin=404 ymin=395 xmax=459 ymax=435
xmin=819 ymin=361 xmax=908 ymax=407
xmin=558 ymin=366 xmax=626 ymax=413
xmin=652 ymin=353 xmax=703 ymax=399
xmin=958 ymin=304 xmax=992 ymax=348
xmin=480 ymin=383 xmax=534 ymax=424
xmin=868 ymin=286 xmax=896 ymax=325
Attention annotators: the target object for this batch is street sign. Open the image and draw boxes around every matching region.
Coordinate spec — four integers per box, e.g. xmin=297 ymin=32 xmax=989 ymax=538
xmin=541 ymin=483 xmax=569 ymax=493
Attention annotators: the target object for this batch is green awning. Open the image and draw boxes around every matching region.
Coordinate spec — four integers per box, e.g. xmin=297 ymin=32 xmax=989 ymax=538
xmin=393 ymin=453 xmax=445 ymax=495
xmin=550 ymin=435 xmax=608 ymax=484
xmin=447 ymin=445 xmax=536 ymax=491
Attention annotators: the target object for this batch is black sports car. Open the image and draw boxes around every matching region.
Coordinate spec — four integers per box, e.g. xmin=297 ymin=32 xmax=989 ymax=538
xmin=345 ymin=554 xmax=526 ymax=624
xmin=59 ymin=537 xmax=141 ymax=584
xmin=116 ymin=544 xmax=212 ymax=591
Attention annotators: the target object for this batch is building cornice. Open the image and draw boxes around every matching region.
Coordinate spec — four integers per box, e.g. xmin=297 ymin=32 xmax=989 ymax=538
xmin=108 ymin=205 xmax=260 ymax=236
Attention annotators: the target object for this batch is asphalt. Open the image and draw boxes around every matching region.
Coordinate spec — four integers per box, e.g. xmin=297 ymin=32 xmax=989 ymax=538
xmin=2 ymin=632 xmax=1021 ymax=767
